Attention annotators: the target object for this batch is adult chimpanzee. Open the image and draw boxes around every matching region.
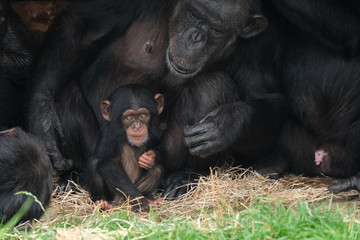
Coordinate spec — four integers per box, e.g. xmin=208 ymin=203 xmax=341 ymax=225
xmin=182 ymin=0 xmax=360 ymax=194
xmin=0 ymin=2 xmax=52 ymax=224
xmin=28 ymin=0 xmax=267 ymax=188
xmin=0 ymin=127 xmax=52 ymax=223
xmin=161 ymin=72 xmax=239 ymax=197
xmin=0 ymin=1 xmax=36 ymax=130
xmin=85 ymin=84 xmax=164 ymax=211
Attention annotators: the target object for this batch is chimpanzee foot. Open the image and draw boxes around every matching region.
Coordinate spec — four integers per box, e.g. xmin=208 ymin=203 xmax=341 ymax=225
xmin=147 ymin=198 xmax=163 ymax=208
xmin=161 ymin=170 xmax=204 ymax=200
xmin=251 ymin=160 xmax=288 ymax=180
xmin=51 ymin=156 xmax=74 ymax=171
xmin=255 ymin=168 xmax=283 ymax=180
xmin=328 ymin=174 xmax=360 ymax=193
xmin=94 ymin=200 xmax=113 ymax=210
xmin=56 ymin=171 xmax=80 ymax=192
xmin=56 ymin=180 xmax=77 ymax=192
xmin=129 ymin=197 xmax=150 ymax=212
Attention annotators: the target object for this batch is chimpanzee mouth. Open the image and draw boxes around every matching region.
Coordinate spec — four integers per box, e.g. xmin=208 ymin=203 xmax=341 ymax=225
xmin=166 ymin=51 xmax=198 ymax=76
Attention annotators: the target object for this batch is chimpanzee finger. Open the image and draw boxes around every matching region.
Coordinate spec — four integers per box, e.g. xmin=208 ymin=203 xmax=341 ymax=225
xmin=139 ymin=155 xmax=152 ymax=164
xmin=184 ymin=129 xmax=217 ymax=148
xmin=139 ymin=155 xmax=155 ymax=166
xmin=146 ymin=150 xmax=155 ymax=156
xmin=184 ymin=122 xmax=215 ymax=137
xmin=174 ymin=186 xmax=188 ymax=199
xmin=187 ymin=141 xmax=215 ymax=157
xmin=198 ymin=108 xmax=219 ymax=124
xmin=328 ymin=174 xmax=360 ymax=193
xmin=138 ymin=160 xmax=153 ymax=170
xmin=94 ymin=200 xmax=113 ymax=210
xmin=162 ymin=184 xmax=180 ymax=200
xmin=328 ymin=180 xmax=352 ymax=193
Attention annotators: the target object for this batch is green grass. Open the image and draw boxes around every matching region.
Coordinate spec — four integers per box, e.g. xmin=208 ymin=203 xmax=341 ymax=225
xmin=3 ymin=200 xmax=359 ymax=240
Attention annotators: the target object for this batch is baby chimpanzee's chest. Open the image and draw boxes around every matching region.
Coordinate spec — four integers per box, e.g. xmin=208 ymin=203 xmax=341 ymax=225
xmin=120 ymin=144 xmax=146 ymax=183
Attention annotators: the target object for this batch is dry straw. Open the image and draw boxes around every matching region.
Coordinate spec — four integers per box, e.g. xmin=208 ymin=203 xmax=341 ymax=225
xmin=17 ymin=167 xmax=358 ymax=240
xmin=45 ymin=167 xmax=360 ymax=221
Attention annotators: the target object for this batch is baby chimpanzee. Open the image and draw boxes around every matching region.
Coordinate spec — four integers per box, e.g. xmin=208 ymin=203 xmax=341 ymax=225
xmin=85 ymin=84 xmax=164 ymax=211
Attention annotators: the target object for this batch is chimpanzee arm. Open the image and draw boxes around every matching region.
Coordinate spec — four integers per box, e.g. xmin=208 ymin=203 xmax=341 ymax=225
xmin=28 ymin=0 xmax=154 ymax=171
xmin=184 ymin=94 xmax=285 ymax=158
xmin=183 ymin=25 xmax=286 ymax=158
xmin=85 ymin=158 xmax=107 ymax=202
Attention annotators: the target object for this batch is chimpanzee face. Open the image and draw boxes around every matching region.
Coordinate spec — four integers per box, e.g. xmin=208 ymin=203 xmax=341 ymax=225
xmin=166 ymin=0 xmax=243 ymax=77
xmin=121 ymin=108 xmax=151 ymax=147
xmin=166 ymin=0 xmax=267 ymax=78
xmin=101 ymin=85 xmax=164 ymax=148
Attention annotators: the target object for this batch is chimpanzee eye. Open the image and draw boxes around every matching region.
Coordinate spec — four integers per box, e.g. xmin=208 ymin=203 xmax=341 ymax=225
xmin=125 ymin=115 xmax=134 ymax=121
xmin=186 ymin=11 xmax=197 ymax=22
xmin=210 ymin=28 xmax=225 ymax=38
xmin=139 ymin=113 xmax=148 ymax=120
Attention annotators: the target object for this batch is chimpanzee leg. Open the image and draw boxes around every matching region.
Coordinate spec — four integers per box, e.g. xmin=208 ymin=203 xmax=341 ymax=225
xmin=162 ymin=71 xmax=239 ymax=199
xmin=55 ymin=82 xmax=99 ymax=188
xmin=324 ymin=123 xmax=360 ymax=193
xmin=84 ymin=158 xmax=110 ymax=202
xmin=135 ymin=165 xmax=163 ymax=197
xmin=272 ymin=120 xmax=360 ymax=192
xmin=97 ymin=160 xmax=149 ymax=211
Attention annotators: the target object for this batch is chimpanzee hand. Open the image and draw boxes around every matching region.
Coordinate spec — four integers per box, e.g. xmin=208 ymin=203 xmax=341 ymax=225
xmin=328 ymin=174 xmax=360 ymax=193
xmin=45 ymin=113 xmax=74 ymax=171
xmin=29 ymin=94 xmax=73 ymax=172
xmin=184 ymin=104 xmax=244 ymax=158
xmin=161 ymin=170 xmax=203 ymax=200
xmin=138 ymin=150 xmax=156 ymax=170
xmin=48 ymin=148 xmax=74 ymax=171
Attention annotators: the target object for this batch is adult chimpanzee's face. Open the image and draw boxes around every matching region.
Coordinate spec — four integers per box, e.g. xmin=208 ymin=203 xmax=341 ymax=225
xmin=166 ymin=0 xmax=247 ymax=77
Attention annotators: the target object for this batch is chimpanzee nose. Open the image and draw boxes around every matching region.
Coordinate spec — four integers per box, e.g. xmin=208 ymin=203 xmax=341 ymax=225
xmin=185 ymin=27 xmax=206 ymax=50
xmin=191 ymin=30 xmax=203 ymax=42
xmin=132 ymin=121 xmax=142 ymax=131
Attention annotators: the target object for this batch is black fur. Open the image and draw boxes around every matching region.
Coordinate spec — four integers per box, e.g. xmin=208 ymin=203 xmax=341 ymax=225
xmin=0 ymin=1 xmax=36 ymax=130
xmin=0 ymin=128 xmax=52 ymax=223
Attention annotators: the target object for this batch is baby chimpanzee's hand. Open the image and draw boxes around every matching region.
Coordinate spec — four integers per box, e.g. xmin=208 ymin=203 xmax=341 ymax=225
xmin=138 ymin=150 xmax=155 ymax=170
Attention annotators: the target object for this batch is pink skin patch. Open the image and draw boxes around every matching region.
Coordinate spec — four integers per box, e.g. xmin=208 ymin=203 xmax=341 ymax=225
xmin=94 ymin=200 xmax=113 ymax=210
xmin=315 ymin=149 xmax=328 ymax=166
xmin=147 ymin=198 xmax=163 ymax=208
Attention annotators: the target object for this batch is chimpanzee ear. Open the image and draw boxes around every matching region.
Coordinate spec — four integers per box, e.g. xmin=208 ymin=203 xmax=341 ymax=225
xmin=0 ymin=127 xmax=18 ymax=136
xmin=154 ymin=93 xmax=164 ymax=114
xmin=101 ymin=100 xmax=111 ymax=121
xmin=239 ymin=14 xmax=268 ymax=39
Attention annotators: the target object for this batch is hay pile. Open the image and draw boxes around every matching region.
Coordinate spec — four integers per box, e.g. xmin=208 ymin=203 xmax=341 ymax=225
xmin=45 ymin=168 xmax=360 ymax=221
xmin=13 ymin=168 xmax=355 ymax=239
